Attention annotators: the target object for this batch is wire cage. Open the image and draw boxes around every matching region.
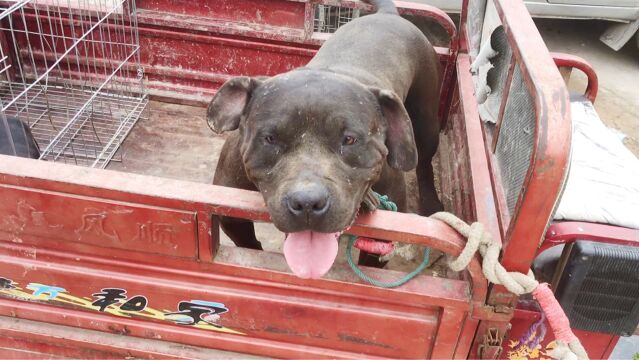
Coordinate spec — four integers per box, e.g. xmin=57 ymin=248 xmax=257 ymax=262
xmin=0 ymin=0 xmax=147 ymax=168
xmin=313 ymin=4 xmax=360 ymax=33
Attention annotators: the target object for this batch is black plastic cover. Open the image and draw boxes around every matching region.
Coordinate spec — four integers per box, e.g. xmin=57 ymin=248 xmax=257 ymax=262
xmin=555 ymin=240 xmax=639 ymax=336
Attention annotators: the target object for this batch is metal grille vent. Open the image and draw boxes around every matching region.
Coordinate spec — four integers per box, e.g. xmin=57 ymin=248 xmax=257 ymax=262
xmin=494 ymin=65 xmax=535 ymax=214
xmin=556 ymin=241 xmax=639 ymax=336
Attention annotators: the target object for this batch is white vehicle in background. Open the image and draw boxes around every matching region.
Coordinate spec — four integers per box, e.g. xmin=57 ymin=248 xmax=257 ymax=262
xmin=415 ymin=0 xmax=639 ymax=50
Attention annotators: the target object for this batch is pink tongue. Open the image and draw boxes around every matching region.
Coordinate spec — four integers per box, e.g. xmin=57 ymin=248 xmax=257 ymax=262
xmin=283 ymin=231 xmax=340 ymax=279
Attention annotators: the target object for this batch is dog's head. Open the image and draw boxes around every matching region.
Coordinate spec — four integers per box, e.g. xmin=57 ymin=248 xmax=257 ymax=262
xmin=207 ymin=70 xmax=416 ymax=278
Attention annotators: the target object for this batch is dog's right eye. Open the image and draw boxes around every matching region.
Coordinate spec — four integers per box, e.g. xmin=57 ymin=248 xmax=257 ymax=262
xmin=342 ymin=135 xmax=357 ymax=146
xmin=264 ymin=135 xmax=275 ymax=144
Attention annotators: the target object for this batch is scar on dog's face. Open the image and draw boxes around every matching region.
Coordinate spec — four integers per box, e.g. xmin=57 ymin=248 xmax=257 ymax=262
xmin=207 ymin=70 xmax=417 ymax=233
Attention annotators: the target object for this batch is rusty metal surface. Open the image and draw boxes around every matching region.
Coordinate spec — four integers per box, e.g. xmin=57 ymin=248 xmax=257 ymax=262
xmin=0 ymin=152 xmax=485 ymax=358
xmin=489 ymin=0 xmax=571 ymax=274
xmin=503 ymin=308 xmax=621 ymax=360
xmin=0 ymin=316 xmax=265 ymax=359
xmin=551 ymin=52 xmax=599 ymax=103
xmin=1 ymin=0 xmax=459 ymax=114
xmin=458 ymin=0 xmax=572 ymax=358
xmin=540 ymin=221 xmax=639 ymax=255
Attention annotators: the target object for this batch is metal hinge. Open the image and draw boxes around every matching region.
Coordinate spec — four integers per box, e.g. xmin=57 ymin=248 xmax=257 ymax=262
xmin=471 ymin=304 xmax=514 ymax=321
xmin=493 ymin=304 xmax=514 ymax=314
xmin=478 ymin=328 xmax=504 ymax=359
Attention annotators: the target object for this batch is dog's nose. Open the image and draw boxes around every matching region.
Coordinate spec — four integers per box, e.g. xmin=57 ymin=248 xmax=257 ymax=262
xmin=286 ymin=187 xmax=330 ymax=218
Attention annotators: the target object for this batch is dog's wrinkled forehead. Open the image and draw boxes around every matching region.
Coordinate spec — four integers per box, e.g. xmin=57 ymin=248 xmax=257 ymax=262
xmin=245 ymin=70 xmax=381 ymax=132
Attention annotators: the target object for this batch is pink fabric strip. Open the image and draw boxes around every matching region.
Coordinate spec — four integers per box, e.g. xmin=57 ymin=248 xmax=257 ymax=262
xmin=353 ymin=237 xmax=394 ymax=255
xmin=533 ymin=283 xmax=577 ymax=343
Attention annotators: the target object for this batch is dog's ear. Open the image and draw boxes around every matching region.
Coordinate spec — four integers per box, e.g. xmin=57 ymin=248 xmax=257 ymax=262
xmin=207 ymin=77 xmax=264 ymax=133
xmin=369 ymin=88 xmax=418 ymax=171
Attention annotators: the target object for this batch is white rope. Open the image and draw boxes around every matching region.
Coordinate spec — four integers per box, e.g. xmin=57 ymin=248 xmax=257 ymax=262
xmin=432 ymin=212 xmax=539 ymax=295
xmin=550 ymin=340 xmax=589 ymax=360
xmin=380 ymin=242 xmax=420 ymax=262
xmin=431 ymin=212 xmax=589 ymax=360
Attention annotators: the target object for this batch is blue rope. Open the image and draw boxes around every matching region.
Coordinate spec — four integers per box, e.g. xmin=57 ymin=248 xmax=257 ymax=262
xmin=375 ymin=192 xmax=398 ymax=212
xmin=345 ymin=192 xmax=431 ymax=288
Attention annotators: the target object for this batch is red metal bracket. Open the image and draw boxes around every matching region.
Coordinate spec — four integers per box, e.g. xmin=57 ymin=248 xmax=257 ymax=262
xmin=539 ymin=221 xmax=639 ymax=255
xmin=551 ymin=52 xmax=599 ymax=103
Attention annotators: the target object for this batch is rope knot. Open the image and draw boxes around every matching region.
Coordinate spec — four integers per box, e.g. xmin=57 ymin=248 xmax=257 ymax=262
xmin=349 ymin=195 xmax=589 ymax=360
xmin=432 ymin=212 xmax=587 ymax=359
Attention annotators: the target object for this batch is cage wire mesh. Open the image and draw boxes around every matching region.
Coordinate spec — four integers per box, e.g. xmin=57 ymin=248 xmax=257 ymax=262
xmin=313 ymin=4 xmax=360 ymax=33
xmin=0 ymin=0 xmax=147 ymax=168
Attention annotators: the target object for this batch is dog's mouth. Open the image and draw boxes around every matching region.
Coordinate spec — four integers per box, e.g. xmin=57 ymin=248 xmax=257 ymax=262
xmin=283 ymin=231 xmax=341 ymax=279
xmin=281 ymin=187 xmax=375 ymax=279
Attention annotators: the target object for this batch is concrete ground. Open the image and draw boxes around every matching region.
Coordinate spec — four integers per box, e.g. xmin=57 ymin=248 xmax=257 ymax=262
xmin=536 ymin=18 xmax=639 ymax=157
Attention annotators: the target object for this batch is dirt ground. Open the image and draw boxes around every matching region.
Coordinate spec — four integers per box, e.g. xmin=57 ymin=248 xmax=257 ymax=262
xmin=536 ymin=18 xmax=639 ymax=157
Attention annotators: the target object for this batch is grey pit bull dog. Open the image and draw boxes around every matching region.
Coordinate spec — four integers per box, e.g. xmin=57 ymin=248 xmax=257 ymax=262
xmin=207 ymin=0 xmax=443 ymax=279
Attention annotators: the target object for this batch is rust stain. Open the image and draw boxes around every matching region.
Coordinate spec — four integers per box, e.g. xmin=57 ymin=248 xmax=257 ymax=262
xmin=263 ymin=326 xmax=326 ymax=339
xmin=338 ymin=333 xmax=392 ymax=349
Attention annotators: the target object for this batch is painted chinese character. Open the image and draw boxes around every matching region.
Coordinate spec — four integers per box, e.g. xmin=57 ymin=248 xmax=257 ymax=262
xmin=92 ymin=288 xmax=148 ymax=312
xmin=165 ymin=300 xmax=228 ymax=327
xmin=153 ymin=224 xmax=173 ymax=244
xmin=26 ymin=283 xmax=66 ymax=299
xmin=136 ymin=222 xmax=153 ymax=242
xmin=135 ymin=222 xmax=173 ymax=244
xmin=2 ymin=201 xmax=62 ymax=232
xmin=92 ymin=288 xmax=127 ymax=311
xmin=120 ymin=295 xmax=148 ymax=312
xmin=76 ymin=210 xmax=119 ymax=242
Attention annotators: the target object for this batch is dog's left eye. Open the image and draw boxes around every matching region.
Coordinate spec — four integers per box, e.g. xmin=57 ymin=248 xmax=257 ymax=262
xmin=342 ymin=135 xmax=357 ymax=146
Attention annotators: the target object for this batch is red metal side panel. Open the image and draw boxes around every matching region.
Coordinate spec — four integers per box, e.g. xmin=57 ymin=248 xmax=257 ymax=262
xmin=0 ymin=336 xmax=126 ymax=359
xmin=0 ymin=185 xmax=197 ymax=258
xmin=0 ymin=249 xmax=444 ymax=358
xmin=502 ymin=309 xmax=620 ymax=360
xmin=0 ymin=155 xmax=484 ymax=359
xmin=139 ymin=28 xmax=315 ymax=99
xmin=138 ymin=0 xmax=307 ymax=29
xmin=490 ymin=0 xmax=572 ymax=274
xmin=0 ymin=238 xmax=463 ymax=358
xmin=0 ymin=316 xmax=263 ymax=359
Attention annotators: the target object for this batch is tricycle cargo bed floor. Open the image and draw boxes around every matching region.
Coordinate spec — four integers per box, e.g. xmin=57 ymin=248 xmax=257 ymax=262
xmin=107 ymin=101 xmax=222 ymax=185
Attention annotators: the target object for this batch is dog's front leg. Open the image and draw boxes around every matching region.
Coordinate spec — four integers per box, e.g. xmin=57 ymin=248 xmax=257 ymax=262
xmin=217 ymin=216 xmax=263 ymax=250
xmin=213 ymin=133 xmax=262 ymax=250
